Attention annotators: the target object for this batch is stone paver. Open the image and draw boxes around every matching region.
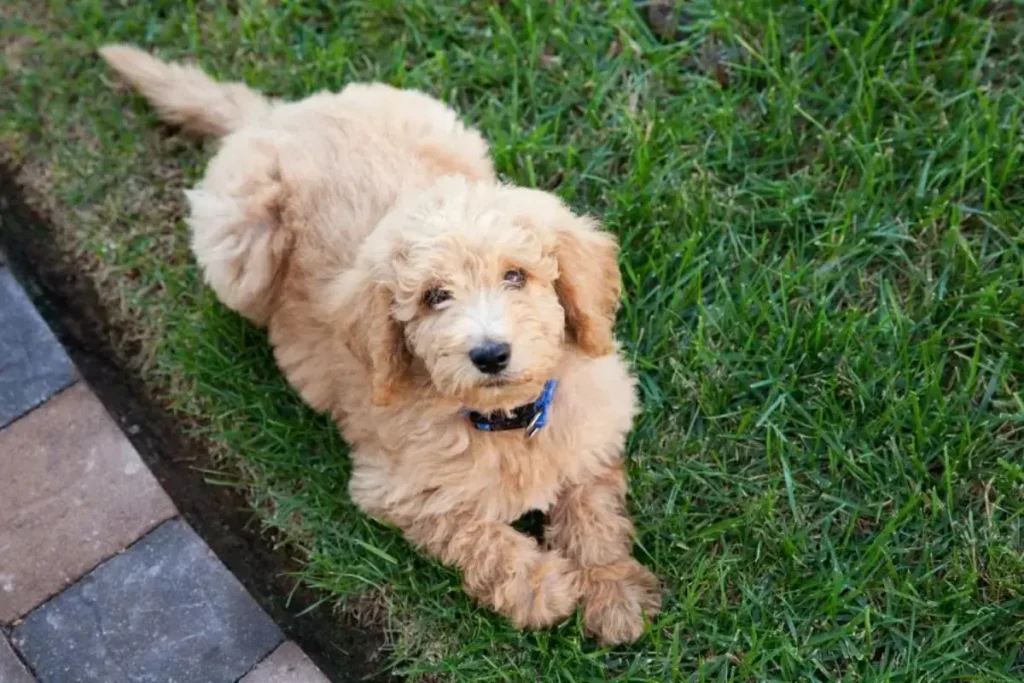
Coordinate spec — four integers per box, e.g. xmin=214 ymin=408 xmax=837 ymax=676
xmin=0 ymin=267 xmax=76 ymax=429
xmin=0 ymin=383 xmax=177 ymax=623
xmin=12 ymin=519 xmax=282 ymax=683
xmin=240 ymin=642 xmax=330 ymax=683
xmin=0 ymin=264 xmax=328 ymax=681
xmin=0 ymin=634 xmax=35 ymax=683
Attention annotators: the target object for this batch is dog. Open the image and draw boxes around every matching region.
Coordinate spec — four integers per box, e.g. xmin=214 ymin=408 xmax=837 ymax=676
xmin=99 ymin=45 xmax=660 ymax=644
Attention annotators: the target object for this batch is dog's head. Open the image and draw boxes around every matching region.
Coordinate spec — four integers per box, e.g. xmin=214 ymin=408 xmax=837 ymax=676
xmin=334 ymin=177 xmax=621 ymax=412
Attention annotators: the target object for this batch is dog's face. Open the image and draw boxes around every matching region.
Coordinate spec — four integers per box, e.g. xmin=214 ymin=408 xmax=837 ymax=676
xmin=342 ymin=179 xmax=621 ymax=412
xmin=395 ymin=208 xmax=566 ymax=410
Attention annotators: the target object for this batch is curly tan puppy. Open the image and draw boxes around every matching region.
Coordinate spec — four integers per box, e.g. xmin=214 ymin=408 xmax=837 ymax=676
xmin=100 ymin=45 xmax=660 ymax=643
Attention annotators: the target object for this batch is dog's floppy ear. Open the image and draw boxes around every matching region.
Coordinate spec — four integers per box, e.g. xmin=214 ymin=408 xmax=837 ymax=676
xmin=554 ymin=216 xmax=622 ymax=357
xmin=329 ymin=268 xmax=409 ymax=407
xmin=363 ymin=282 xmax=410 ymax=407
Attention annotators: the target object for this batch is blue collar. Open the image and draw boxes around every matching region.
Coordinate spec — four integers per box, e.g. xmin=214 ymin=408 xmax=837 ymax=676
xmin=466 ymin=379 xmax=558 ymax=438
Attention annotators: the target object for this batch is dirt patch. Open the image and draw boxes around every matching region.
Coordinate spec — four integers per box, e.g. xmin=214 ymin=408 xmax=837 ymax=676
xmin=0 ymin=162 xmax=394 ymax=683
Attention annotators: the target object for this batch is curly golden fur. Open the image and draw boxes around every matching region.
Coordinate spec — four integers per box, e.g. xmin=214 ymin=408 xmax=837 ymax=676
xmin=100 ymin=44 xmax=660 ymax=643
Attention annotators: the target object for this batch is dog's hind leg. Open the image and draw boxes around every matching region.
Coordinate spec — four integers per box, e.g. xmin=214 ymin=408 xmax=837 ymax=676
xmin=185 ymin=131 xmax=293 ymax=326
xmin=100 ymin=45 xmax=290 ymax=325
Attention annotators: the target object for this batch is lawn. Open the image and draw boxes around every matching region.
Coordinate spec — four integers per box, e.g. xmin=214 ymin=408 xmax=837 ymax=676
xmin=2 ymin=0 xmax=1023 ymax=680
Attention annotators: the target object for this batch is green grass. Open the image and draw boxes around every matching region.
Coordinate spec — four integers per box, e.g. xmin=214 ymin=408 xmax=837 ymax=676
xmin=3 ymin=0 xmax=1024 ymax=680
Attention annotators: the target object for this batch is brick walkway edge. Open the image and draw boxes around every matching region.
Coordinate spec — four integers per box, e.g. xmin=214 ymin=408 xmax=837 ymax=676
xmin=0 ymin=262 xmax=330 ymax=682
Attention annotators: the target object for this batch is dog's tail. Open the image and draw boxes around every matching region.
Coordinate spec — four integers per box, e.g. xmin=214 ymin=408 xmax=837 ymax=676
xmin=98 ymin=44 xmax=273 ymax=137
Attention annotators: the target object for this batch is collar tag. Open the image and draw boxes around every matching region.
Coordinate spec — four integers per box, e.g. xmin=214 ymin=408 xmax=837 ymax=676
xmin=525 ymin=411 xmax=543 ymax=438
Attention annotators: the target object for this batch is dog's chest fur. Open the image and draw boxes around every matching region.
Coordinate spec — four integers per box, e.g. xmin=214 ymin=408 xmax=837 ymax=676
xmin=345 ymin=352 xmax=637 ymax=524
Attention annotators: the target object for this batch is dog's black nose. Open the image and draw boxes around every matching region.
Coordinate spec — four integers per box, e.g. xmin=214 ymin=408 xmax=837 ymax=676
xmin=469 ymin=342 xmax=511 ymax=374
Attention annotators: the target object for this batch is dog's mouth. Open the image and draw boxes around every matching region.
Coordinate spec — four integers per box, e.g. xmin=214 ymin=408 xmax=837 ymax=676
xmin=461 ymin=373 xmax=545 ymax=414
xmin=478 ymin=370 xmax=534 ymax=390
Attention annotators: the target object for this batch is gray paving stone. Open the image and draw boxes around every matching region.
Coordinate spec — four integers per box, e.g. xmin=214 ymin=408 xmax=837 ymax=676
xmin=0 ymin=634 xmax=35 ymax=683
xmin=0 ymin=383 xmax=177 ymax=622
xmin=240 ymin=642 xmax=329 ymax=683
xmin=12 ymin=519 xmax=282 ymax=683
xmin=0 ymin=268 xmax=76 ymax=429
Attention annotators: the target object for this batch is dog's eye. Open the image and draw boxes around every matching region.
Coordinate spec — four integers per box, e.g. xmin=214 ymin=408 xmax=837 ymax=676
xmin=503 ymin=269 xmax=526 ymax=287
xmin=424 ymin=288 xmax=453 ymax=308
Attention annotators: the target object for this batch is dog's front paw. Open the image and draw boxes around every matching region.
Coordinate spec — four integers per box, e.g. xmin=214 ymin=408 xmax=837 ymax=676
xmin=580 ymin=559 xmax=661 ymax=645
xmin=489 ymin=553 xmax=582 ymax=629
